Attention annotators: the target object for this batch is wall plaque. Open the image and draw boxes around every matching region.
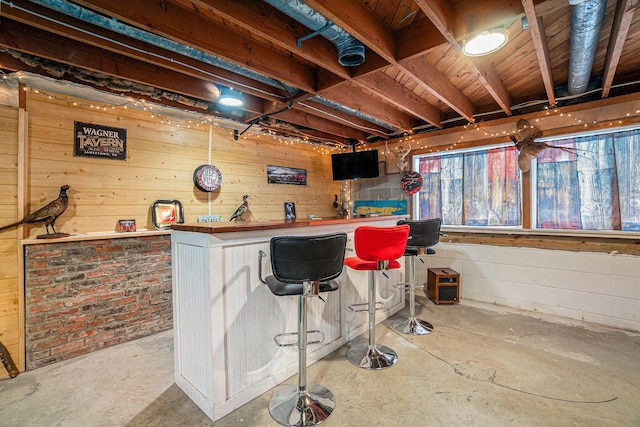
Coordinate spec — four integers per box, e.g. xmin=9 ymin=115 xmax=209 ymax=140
xmin=74 ymin=121 xmax=127 ymax=160
xmin=193 ymin=164 xmax=222 ymax=192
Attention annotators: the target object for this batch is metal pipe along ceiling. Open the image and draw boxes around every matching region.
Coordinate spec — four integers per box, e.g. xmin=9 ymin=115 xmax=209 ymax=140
xmin=568 ymin=0 xmax=607 ymax=95
xmin=26 ymin=0 xmax=293 ymax=96
xmin=264 ymin=0 xmax=365 ymax=67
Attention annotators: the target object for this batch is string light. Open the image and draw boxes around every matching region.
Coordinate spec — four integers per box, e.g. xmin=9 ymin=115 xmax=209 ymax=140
xmin=9 ymin=72 xmax=639 ymax=157
xmin=18 ymin=82 xmax=342 ymax=155
xmin=420 ymin=103 xmax=640 ymax=155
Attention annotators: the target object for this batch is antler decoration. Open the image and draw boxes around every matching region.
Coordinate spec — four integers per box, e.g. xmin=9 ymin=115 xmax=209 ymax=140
xmin=386 ymin=142 xmax=412 ymax=172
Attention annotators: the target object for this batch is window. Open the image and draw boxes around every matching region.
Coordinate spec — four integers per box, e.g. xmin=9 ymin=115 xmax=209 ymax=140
xmin=414 ymin=145 xmax=521 ymax=226
xmin=533 ymin=127 xmax=640 ymax=231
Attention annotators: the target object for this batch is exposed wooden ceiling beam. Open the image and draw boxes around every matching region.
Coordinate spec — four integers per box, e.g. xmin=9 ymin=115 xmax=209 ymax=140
xmin=320 ymin=83 xmax=415 ymax=131
xmin=353 ymin=73 xmax=442 ymax=127
xmin=272 ymin=109 xmax=367 ymax=141
xmin=453 ymin=0 xmax=525 ymax=38
xmin=180 ymin=0 xmax=350 ymax=80
xmin=71 ymin=0 xmax=317 ymax=92
xmin=602 ymin=0 xmax=638 ymax=98
xmin=304 ymin=0 xmax=397 ymax=63
xmin=399 ymin=56 xmax=475 ymax=121
xmin=522 ymin=0 xmax=556 ymax=106
xmin=304 ymin=0 xmax=474 ymax=124
xmin=51 ymin=0 xmax=396 ymax=140
xmin=395 ymin=15 xmax=448 ymax=61
xmin=293 ymin=100 xmax=393 ymax=139
xmin=1 ymin=0 xmax=287 ymax=105
xmin=178 ymin=0 xmax=419 ymax=139
xmin=415 ymin=0 xmax=513 ymax=116
xmin=0 ymin=19 xmax=269 ymax=115
xmin=413 ymin=0 xmax=454 ymax=38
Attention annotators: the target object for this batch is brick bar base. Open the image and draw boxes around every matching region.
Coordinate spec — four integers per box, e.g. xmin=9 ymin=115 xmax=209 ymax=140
xmin=24 ymin=234 xmax=172 ymax=369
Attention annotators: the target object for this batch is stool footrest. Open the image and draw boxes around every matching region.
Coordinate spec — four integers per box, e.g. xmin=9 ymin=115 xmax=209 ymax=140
xmin=395 ymin=282 xmax=426 ymax=290
xmin=347 ymin=301 xmax=386 ymax=313
xmin=274 ymin=330 xmax=325 ymax=347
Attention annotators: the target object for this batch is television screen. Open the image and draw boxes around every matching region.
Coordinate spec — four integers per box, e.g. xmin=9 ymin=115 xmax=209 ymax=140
xmin=331 ymin=150 xmax=379 ymax=180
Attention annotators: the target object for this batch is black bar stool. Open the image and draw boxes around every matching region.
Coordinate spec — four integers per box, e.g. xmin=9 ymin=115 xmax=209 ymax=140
xmin=259 ymin=232 xmax=347 ymax=427
xmin=344 ymin=225 xmax=410 ymax=370
xmin=394 ymin=218 xmax=442 ymax=335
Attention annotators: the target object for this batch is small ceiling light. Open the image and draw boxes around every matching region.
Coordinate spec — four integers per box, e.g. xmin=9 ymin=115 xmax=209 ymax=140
xmin=218 ymin=87 xmax=244 ymax=107
xmin=462 ymin=28 xmax=509 ymax=57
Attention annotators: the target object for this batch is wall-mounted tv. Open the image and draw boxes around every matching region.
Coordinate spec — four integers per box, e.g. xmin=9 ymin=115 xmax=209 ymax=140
xmin=331 ymin=150 xmax=379 ymax=180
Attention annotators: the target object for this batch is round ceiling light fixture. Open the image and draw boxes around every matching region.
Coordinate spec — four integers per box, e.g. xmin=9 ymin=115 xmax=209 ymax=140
xmin=462 ymin=28 xmax=509 ymax=57
xmin=218 ymin=87 xmax=244 ymax=107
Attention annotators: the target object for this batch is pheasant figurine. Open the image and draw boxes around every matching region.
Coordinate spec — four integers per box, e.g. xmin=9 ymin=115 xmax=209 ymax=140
xmin=229 ymin=195 xmax=249 ymax=221
xmin=0 ymin=185 xmax=71 ymax=235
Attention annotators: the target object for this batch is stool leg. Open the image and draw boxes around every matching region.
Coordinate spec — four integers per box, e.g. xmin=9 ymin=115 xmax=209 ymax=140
xmin=347 ymin=270 xmax=398 ymax=370
xmin=269 ymin=294 xmax=335 ymax=426
xmin=393 ymin=256 xmax=434 ymax=335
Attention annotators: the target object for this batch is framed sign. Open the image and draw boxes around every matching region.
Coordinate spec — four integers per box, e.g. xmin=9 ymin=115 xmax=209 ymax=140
xmin=74 ymin=121 xmax=127 ymax=160
xmin=151 ymin=200 xmax=184 ymax=229
xmin=118 ymin=219 xmax=137 ymax=232
xmin=267 ymin=165 xmax=307 ymax=185
xmin=284 ymin=201 xmax=296 ymax=220
xmin=353 ymin=200 xmax=407 ymax=216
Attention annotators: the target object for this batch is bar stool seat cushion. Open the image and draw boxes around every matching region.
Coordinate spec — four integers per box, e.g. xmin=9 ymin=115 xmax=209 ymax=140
xmin=265 ymin=276 xmax=339 ymax=296
xmin=344 ymin=225 xmax=409 ymax=271
xmin=344 ymin=258 xmax=401 ymax=270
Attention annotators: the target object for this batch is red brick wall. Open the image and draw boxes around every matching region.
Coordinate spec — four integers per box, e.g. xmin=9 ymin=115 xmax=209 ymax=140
xmin=24 ymin=234 xmax=172 ymax=369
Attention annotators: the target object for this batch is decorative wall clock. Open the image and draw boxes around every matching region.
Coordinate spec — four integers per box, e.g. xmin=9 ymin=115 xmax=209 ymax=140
xmin=193 ymin=164 xmax=222 ymax=192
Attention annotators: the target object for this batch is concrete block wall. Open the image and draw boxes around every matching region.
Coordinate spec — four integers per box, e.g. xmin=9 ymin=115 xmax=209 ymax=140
xmin=343 ymin=165 xmax=411 ymax=214
xmin=24 ymin=234 xmax=173 ymax=369
xmin=414 ymin=242 xmax=640 ymax=333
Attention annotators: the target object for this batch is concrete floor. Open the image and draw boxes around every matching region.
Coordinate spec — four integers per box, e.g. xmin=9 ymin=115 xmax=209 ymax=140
xmin=1 ymin=296 xmax=639 ymax=426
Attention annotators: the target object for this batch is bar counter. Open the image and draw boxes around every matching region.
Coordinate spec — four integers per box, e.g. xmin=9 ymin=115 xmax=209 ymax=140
xmin=171 ymin=215 xmax=406 ymax=421
xmin=171 ymin=215 xmax=401 ymax=234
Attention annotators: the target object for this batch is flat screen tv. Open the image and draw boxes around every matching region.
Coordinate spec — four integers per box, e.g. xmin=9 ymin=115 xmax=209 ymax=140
xmin=331 ymin=150 xmax=379 ymax=180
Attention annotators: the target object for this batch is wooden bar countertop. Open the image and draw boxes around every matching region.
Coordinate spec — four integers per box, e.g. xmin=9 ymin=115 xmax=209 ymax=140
xmin=172 ymin=215 xmax=405 ymax=234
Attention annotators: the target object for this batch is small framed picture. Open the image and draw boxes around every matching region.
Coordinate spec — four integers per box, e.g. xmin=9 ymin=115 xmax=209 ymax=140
xmin=118 ymin=219 xmax=136 ymax=232
xmin=284 ymin=201 xmax=296 ymax=220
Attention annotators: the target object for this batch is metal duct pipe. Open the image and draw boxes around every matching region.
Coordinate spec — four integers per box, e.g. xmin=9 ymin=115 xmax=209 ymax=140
xmin=264 ymin=0 xmax=365 ymax=67
xmin=24 ymin=0 xmax=294 ymax=94
xmin=567 ymin=0 xmax=607 ymax=95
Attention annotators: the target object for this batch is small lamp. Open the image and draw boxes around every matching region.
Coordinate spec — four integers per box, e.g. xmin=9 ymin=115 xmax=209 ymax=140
xmin=218 ymin=87 xmax=244 ymax=107
xmin=462 ymin=28 xmax=509 ymax=57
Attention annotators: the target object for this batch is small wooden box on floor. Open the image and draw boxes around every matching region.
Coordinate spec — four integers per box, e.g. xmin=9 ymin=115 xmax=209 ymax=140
xmin=426 ymin=268 xmax=460 ymax=304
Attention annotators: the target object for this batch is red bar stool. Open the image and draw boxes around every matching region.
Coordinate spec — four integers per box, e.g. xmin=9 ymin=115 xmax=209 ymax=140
xmin=393 ymin=218 xmax=442 ymax=335
xmin=259 ymin=232 xmax=347 ymax=426
xmin=344 ymin=225 xmax=410 ymax=370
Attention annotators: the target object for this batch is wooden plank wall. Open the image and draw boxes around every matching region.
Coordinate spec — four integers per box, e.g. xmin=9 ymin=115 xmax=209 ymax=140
xmin=0 ymin=104 xmax=20 ymax=373
xmin=24 ymin=90 xmax=340 ymax=233
xmin=0 ymin=88 xmax=340 ymax=376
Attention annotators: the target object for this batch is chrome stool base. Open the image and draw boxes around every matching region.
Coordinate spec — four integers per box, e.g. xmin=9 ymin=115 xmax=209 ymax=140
xmin=347 ymin=343 xmax=398 ymax=370
xmin=393 ymin=317 xmax=434 ymax=335
xmin=269 ymin=383 xmax=335 ymax=427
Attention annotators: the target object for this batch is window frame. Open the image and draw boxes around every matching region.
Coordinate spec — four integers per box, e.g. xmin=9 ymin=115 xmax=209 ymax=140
xmin=530 ymin=123 xmax=640 ymax=232
xmin=412 ymin=124 xmax=640 ymax=237
xmin=412 ymin=142 xmax=523 ymax=230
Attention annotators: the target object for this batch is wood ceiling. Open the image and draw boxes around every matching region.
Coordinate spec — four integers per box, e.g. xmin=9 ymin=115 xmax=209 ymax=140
xmin=1 ymin=0 xmax=639 ymax=147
